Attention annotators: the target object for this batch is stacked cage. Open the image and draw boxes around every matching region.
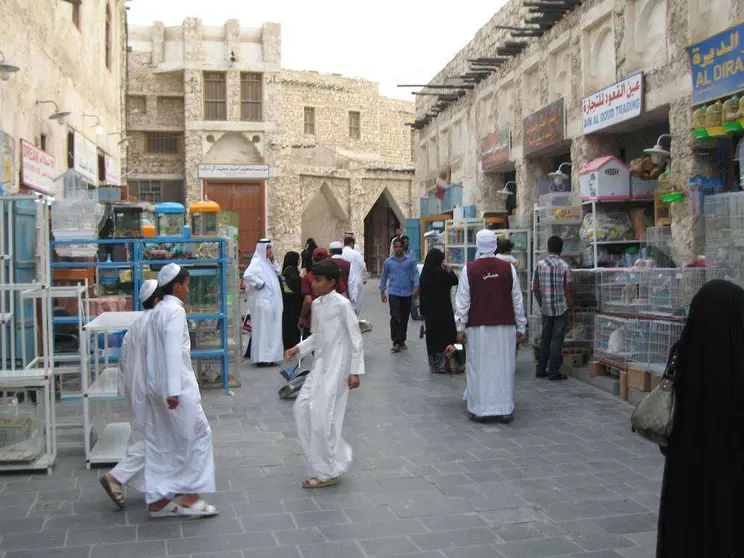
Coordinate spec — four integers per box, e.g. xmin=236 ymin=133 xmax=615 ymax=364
xmin=0 ymin=393 xmax=44 ymax=465
xmin=642 ymin=226 xmax=675 ymax=267
xmin=593 ymin=314 xmax=638 ymax=374
xmin=705 ymin=192 xmax=744 ymax=286
xmin=599 ymin=269 xmax=651 ymax=315
xmin=625 ymin=319 xmax=685 ymax=375
xmin=645 ymin=268 xmax=706 ymax=318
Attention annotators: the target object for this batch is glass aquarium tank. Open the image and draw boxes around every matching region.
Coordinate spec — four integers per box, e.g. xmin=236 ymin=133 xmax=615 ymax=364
xmin=186 ymin=267 xmax=220 ymax=313
xmin=113 ymin=204 xmax=143 ymax=238
xmin=154 ymin=202 xmax=186 ymax=237
xmin=190 ymin=200 xmax=221 ymax=237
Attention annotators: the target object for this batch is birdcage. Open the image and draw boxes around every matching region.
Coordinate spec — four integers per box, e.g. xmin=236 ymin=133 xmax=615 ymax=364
xmin=705 ymin=244 xmax=744 ymax=288
xmin=593 ymin=315 xmax=636 ymax=372
xmin=642 ymin=226 xmax=674 ymax=267
xmin=572 ymin=269 xmax=601 ymax=310
xmin=624 ymin=319 xmax=684 ymax=375
xmin=646 ymin=268 xmax=706 ymax=317
xmin=704 ymin=192 xmax=744 ymax=248
xmin=599 ymin=269 xmax=651 ymax=315
xmin=0 ymin=393 xmax=44 ymax=464
xmin=564 ymin=312 xmax=596 ymax=347
xmin=536 ymin=223 xmax=583 ymax=255
xmin=529 ymin=313 xmax=541 ymax=347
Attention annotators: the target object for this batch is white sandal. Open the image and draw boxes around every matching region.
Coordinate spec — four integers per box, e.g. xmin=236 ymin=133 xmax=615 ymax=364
xmin=177 ymin=498 xmax=219 ymax=518
xmin=149 ymin=500 xmax=180 ymax=518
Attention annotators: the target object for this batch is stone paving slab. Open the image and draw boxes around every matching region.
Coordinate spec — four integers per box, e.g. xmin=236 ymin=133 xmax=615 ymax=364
xmin=0 ymin=282 xmax=663 ymax=558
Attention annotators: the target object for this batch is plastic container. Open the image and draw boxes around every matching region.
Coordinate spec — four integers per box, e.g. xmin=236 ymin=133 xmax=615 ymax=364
xmin=706 ymin=101 xmax=723 ymax=129
xmin=538 ymin=192 xmax=582 ymax=223
xmin=113 ymin=204 xmax=143 ymax=238
xmin=154 ymin=202 xmax=186 ymax=237
xmin=723 ymin=96 xmax=742 ymax=133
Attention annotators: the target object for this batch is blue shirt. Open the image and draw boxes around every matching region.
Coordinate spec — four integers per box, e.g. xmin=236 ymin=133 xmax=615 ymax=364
xmin=380 ymin=254 xmax=420 ymax=297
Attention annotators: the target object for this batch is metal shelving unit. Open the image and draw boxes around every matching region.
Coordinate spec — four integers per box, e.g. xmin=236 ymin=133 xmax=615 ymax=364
xmin=444 ymin=218 xmax=485 ymax=272
xmin=495 ymin=229 xmax=533 ymax=318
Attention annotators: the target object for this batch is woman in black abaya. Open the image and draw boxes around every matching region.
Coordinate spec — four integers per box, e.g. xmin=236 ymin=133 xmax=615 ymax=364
xmin=280 ymin=252 xmax=304 ymax=350
xmin=656 ymin=279 xmax=744 ymax=558
xmin=300 ymin=238 xmax=317 ymax=275
xmin=419 ymin=248 xmax=459 ymax=374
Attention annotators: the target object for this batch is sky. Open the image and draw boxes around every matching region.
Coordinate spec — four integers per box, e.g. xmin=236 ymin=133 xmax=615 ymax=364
xmin=127 ymin=0 xmax=506 ymax=102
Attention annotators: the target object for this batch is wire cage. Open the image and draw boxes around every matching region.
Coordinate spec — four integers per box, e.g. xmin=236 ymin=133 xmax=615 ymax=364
xmin=625 ymin=319 xmax=684 ymax=375
xmin=572 ymin=269 xmax=601 ymax=310
xmin=593 ymin=314 xmax=639 ymax=372
xmin=0 ymin=392 xmax=44 ymax=464
xmin=705 ymin=244 xmax=744 ymax=288
xmin=564 ymin=312 xmax=596 ymax=347
xmin=529 ymin=313 xmax=541 ymax=347
xmin=704 ymin=192 xmax=744 ymax=248
xmin=599 ymin=269 xmax=651 ymax=315
xmin=645 ymin=268 xmax=706 ymax=317
xmin=642 ymin=226 xmax=674 ymax=267
xmin=536 ymin=223 xmax=583 ymax=255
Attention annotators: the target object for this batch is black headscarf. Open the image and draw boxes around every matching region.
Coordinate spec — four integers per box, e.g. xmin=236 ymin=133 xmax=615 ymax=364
xmin=656 ymin=279 xmax=744 ymax=558
xmin=304 ymin=238 xmax=317 ymax=254
xmin=283 ymin=251 xmax=300 ymax=273
xmin=301 ymin=238 xmax=318 ymax=272
xmin=420 ymin=248 xmax=445 ymax=288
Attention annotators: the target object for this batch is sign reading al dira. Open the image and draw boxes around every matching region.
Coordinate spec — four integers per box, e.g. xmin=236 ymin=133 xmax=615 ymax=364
xmin=688 ymin=24 xmax=744 ymax=105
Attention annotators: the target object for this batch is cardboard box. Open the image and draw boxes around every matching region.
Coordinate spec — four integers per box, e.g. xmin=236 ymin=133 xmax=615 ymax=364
xmin=563 ymin=353 xmax=586 ymax=368
xmin=619 ymin=371 xmax=629 ymax=401
xmin=628 ymin=368 xmax=651 ymax=392
xmin=588 ymin=361 xmax=607 ymax=377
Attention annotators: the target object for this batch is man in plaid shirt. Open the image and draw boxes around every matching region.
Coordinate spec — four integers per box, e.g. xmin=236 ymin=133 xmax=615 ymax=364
xmin=532 ymin=236 xmax=573 ymax=381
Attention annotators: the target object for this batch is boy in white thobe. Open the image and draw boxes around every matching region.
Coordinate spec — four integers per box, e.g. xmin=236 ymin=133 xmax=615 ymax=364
xmin=243 ymin=238 xmax=283 ymax=366
xmin=99 ymin=280 xmax=160 ymax=508
xmin=456 ymin=230 xmax=527 ymax=423
xmin=144 ymin=263 xmax=217 ymax=518
xmin=286 ymin=260 xmax=364 ymax=488
xmin=341 ymin=236 xmax=367 ymax=316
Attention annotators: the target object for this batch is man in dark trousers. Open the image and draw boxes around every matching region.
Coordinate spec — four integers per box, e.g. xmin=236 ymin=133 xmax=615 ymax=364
xmin=380 ymin=238 xmax=420 ymax=353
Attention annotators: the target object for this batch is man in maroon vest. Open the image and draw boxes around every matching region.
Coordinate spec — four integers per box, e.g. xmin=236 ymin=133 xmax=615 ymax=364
xmin=455 ymin=229 xmax=527 ymax=423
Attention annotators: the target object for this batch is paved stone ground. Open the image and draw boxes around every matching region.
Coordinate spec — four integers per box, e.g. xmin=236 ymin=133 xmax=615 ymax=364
xmin=0 ymin=282 xmax=663 ymax=558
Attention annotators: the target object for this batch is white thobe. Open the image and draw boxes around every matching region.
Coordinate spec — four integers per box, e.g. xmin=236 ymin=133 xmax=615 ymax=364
xmin=341 ymin=246 xmax=367 ymax=315
xmin=143 ymin=295 xmax=215 ymax=504
xmin=455 ymin=256 xmax=527 ymax=417
xmin=293 ymin=291 xmax=365 ymax=479
xmin=110 ymin=310 xmax=152 ymax=491
xmin=332 ymin=254 xmax=362 ymax=311
xmin=244 ymin=261 xmax=283 ymax=364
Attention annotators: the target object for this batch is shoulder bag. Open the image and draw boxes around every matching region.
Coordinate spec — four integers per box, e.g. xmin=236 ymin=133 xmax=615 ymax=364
xmin=630 ymin=344 xmax=678 ymax=447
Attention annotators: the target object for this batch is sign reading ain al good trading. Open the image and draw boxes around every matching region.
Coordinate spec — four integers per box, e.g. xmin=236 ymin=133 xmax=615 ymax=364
xmin=523 ymin=99 xmax=565 ymax=157
xmin=480 ymin=129 xmax=511 ymax=171
xmin=582 ymin=73 xmax=644 ymax=134
xmin=688 ymin=24 xmax=744 ymax=105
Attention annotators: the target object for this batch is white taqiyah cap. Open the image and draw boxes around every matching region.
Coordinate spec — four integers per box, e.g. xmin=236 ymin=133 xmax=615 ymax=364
xmin=329 ymin=241 xmax=343 ymax=250
xmin=139 ymin=279 xmax=158 ymax=303
xmin=157 ymin=263 xmax=181 ymax=287
xmin=475 ymin=229 xmax=498 ymax=254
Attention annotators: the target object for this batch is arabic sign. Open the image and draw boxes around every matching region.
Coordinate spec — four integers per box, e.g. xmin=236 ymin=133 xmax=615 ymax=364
xmin=0 ymin=129 xmax=16 ymax=194
xmin=198 ymin=164 xmax=270 ymax=179
xmin=74 ymin=132 xmax=98 ymax=184
xmin=523 ymin=99 xmax=565 ymax=157
xmin=104 ymin=155 xmax=120 ymax=185
xmin=688 ymin=24 xmax=744 ymax=105
xmin=21 ymin=140 xmax=56 ymax=196
xmin=582 ymin=73 xmax=644 ymax=134
xmin=480 ymin=129 xmax=511 ymax=170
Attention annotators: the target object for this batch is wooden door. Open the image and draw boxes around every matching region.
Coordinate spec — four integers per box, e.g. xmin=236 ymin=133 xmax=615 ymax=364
xmin=204 ymin=182 xmax=264 ymax=263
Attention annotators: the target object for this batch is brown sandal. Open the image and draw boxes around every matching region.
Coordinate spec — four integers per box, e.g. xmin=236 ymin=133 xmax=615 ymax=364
xmin=99 ymin=474 xmax=125 ymax=509
xmin=302 ymin=477 xmax=338 ymax=489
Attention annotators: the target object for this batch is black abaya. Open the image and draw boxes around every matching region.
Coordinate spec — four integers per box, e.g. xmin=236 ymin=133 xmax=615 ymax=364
xmin=656 ymin=279 xmax=744 ymax=558
xmin=281 ymin=266 xmax=304 ymax=350
xmin=419 ymin=250 xmax=459 ymax=372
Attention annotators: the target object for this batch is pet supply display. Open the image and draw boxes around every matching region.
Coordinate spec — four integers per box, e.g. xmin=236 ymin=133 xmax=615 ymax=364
xmin=580 ymin=211 xmax=632 ymax=242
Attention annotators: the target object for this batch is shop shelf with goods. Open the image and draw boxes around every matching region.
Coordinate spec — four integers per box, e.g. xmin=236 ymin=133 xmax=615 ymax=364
xmin=444 ymin=218 xmax=485 ymax=271
xmin=495 ymin=229 xmax=533 ymax=317
xmin=81 ymin=311 xmax=141 ymax=468
xmin=533 ymin=193 xmax=583 ymax=269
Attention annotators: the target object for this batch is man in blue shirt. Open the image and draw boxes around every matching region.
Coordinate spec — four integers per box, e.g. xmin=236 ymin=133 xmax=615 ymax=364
xmin=380 ymin=238 xmax=420 ymax=353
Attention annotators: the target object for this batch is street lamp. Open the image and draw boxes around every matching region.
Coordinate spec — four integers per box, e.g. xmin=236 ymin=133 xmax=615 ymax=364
xmin=548 ymin=162 xmax=572 ymax=187
xmin=0 ymin=50 xmax=20 ymax=81
xmin=643 ymin=134 xmax=671 ymax=165
xmin=109 ymin=131 xmax=133 ymax=147
xmin=83 ymin=113 xmax=104 ymax=135
xmin=36 ymin=101 xmax=71 ymax=126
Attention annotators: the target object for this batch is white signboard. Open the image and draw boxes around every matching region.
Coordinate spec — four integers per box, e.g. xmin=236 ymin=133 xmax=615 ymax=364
xmin=582 ymin=73 xmax=644 ymax=134
xmin=104 ymin=154 xmax=120 ymax=185
xmin=198 ymin=164 xmax=270 ymax=179
xmin=21 ymin=139 xmax=56 ymax=196
xmin=74 ymin=131 xmax=98 ymax=184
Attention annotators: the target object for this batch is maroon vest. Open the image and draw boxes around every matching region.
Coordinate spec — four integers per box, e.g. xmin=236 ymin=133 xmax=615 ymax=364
xmin=466 ymin=257 xmax=515 ymax=327
xmin=331 ymin=257 xmax=350 ymax=293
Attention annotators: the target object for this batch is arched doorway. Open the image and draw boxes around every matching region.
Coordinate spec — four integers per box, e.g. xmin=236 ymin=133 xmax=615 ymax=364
xmin=300 ymin=182 xmax=350 ymax=250
xmin=364 ymin=189 xmax=405 ymax=276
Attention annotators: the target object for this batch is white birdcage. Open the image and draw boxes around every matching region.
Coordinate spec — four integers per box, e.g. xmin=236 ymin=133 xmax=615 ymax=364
xmin=564 ymin=312 xmax=596 ymax=346
xmin=643 ymin=226 xmax=674 ymax=267
xmin=646 ymin=268 xmax=706 ymax=317
xmin=706 ymin=244 xmax=744 ymax=288
xmin=0 ymin=393 xmax=44 ymax=464
xmin=593 ymin=315 xmax=636 ymax=372
xmin=704 ymin=192 xmax=744 ymax=248
xmin=537 ymin=223 xmax=583 ymax=255
xmin=599 ymin=269 xmax=651 ymax=315
xmin=625 ymin=319 xmax=684 ymax=375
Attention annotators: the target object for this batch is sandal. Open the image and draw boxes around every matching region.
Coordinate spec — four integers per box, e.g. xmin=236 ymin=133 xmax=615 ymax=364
xmin=177 ymin=498 xmax=219 ymax=518
xmin=149 ymin=500 xmax=181 ymax=518
xmin=302 ymin=477 xmax=339 ymax=489
xmin=99 ymin=474 xmax=125 ymax=509
xmin=468 ymin=413 xmax=486 ymax=423
xmin=499 ymin=414 xmax=514 ymax=424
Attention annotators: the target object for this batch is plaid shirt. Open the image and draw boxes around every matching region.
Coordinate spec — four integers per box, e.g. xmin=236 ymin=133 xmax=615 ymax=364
xmin=535 ymin=255 xmax=571 ymax=316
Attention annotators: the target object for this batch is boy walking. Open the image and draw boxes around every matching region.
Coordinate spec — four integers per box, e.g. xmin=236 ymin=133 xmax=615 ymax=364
xmin=286 ymin=260 xmax=364 ymax=488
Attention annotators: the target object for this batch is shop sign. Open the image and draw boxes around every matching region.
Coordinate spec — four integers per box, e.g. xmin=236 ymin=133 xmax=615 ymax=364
xmin=480 ymin=129 xmax=511 ymax=170
xmin=74 ymin=131 xmax=98 ymax=184
xmin=104 ymin=155 xmax=120 ymax=185
xmin=688 ymin=24 xmax=744 ymax=105
xmin=20 ymin=139 xmax=56 ymax=196
xmin=198 ymin=164 xmax=270 ymax=179
xmin=0 ymin=129 xmax=16 ymax=194
xmin=582 ymin=73 xmax=644 ymax=134
xmin=523 ymin=99 xmax=565 ymax=157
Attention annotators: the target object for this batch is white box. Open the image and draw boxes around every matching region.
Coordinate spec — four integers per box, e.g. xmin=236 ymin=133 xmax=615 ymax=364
xmin=579 ymin=156 xmax=631 ymax=200
xmin=630 ymin=176 xmax=658 ymax=199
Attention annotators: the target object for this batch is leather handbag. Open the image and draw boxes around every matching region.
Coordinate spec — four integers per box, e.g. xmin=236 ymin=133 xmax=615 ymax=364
xmin=630 ymin=344 xmax=679 ymax=447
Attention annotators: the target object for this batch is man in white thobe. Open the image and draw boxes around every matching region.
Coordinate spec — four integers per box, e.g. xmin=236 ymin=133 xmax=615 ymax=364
xmin=243 ymin=238 xmax=283 ymax=366
xmin=341 ymin=236 xmax=367 ymax=316
xmin=143 ymin=263 xmax=217 ymax=518
xmin=99 ymin=280 xmax=160 ymax=509
xmin=330 ymin=241 xmax=362 ymax=314
xmin=455 ymin=230 xmax=527 ymax=423
xmin=286 ymin=260 xmax=364 ymax=488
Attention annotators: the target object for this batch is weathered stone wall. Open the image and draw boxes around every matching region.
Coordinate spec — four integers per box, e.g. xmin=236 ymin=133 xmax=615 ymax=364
xmin=414 ymin=0 xmax=742 ymax=264
xmin=0 ymin=0 xmax=126 ymax=196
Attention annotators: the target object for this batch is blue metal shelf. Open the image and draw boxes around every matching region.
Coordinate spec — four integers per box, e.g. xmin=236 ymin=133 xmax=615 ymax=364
xmin=143 ymin=259 xmax=223 ymax=266
xmin=51 ymin=261 xmax=135 ymax=269
xmin=192 ymin=348 xmax=226 ymax=358
xmin=187 ymin=313 xmax=224 ymax=321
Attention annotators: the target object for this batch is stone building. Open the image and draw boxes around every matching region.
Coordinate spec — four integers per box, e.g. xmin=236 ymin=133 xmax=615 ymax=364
xmin=413 ymin=0 xmax=743 ymax=264
xmin=0 ymin=0 xmax=127 ymax=196
xmin=126 ymin=19 xmax=415 ymax=268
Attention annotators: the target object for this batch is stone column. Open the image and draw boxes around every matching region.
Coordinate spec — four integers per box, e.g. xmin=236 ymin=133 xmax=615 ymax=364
xmin=182 ymin=19 xmax=203 ymax=201
xmin=516 ymin=157 xmax=552 ymax=217
xmin=226 ymin=71 xmax=241 ymax=122
xmin=151 ymin=22 xmax=165 ymax=66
